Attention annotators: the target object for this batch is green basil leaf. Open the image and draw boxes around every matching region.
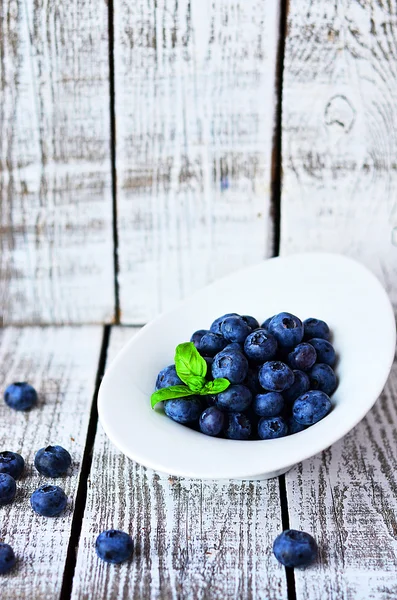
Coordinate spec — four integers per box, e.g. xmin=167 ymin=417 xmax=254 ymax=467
xmin=151 ymin=385 xmax=196 ymax=408
xmin=174 ymin=342 xmax=207 ymax=389
xmin=184 ymin=375 xmax=207 ymax=393
xmin=199 ymin=378 xmax=230 ymax=395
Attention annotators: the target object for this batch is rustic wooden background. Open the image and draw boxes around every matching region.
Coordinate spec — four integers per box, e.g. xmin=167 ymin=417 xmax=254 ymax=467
xmin=1 ymin=0 xmax=397 ymax=599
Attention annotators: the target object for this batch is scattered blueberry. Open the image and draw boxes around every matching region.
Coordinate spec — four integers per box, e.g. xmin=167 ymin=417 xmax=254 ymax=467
xmin=288 ymin=343 xmax=317 ymax=371
xmin=210 ymin=313 xmax=239 ymax=335
xmin=155 ymin=365 xmax=183 ymax=390
xmin=96 ymin=530 xmax=134 ymax=564
xmin=0 ymin=451 xmax=24 ymax=480
xmin=244 ymin=329 xmax=278 ymax=364
xmin=34 ymin=446 xmax=72 ymax=478
xmin=268 ymin=313 xmax=304 ymax=349
xmin=293 ymin=390 xmax=332 ymax=425
xmin=258 ymin=416 xmax=288 ymax=439
xmin=212 ymin=349 xmax=248 ymax=384
xmin=190 ymin=329 xmax=209 ymax=348
xmin=198 ymin=332 xmax=227 ymax=357
xmin=199 ymin=407 xmax=225 ymax=436
xmin=308 ymin=363 xmax=337 ymax=396
xmin=4 ymin=382 xmax=37 ymax=411
xmin=0 ymin=543 xmax=16 ymax=574
xmin=309 ymin=338 xmax=336 ymax=367
xmin=258 ymin=361 xmax=295 ymax=392
xmin=221 ymin=316 xmax=251 ymax=343
xmin=303 ymin=318 xmax=330 ymax=341
xmin=215 ymin=385 xmax=252 ymax=412
xmin=164 ymin=397 xmax=202 ymax=424
xmin=273 ymin=529 xmax=318 ymax=568
xmin=30 ymin=484 xmax=68 ymax=517
xmin=241 ymin=315 xmax=259 ymax=330
xmin=0 ymin=473 xmax=16 ymax=505
xmin=254 ymin=392 xmax=284 ymax=417
xmin=225 ymin=413 xmax=252 ymax=440
xmin=283 ymin=370 xmax=310 ymax=404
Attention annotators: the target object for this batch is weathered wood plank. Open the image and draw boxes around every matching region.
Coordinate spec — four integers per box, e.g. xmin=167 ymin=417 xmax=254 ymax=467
xmin=0 ymin=326 xmax=102 ymax=599
xmin=0 ymin=0 xmax=114 ymax=324
xmin=71 ymin=327 xmax=287 ymax=600
xmin=115 ymin=0 xmax=281 ymax=323
xmin=282 ymin=1 xmax=397 ymax=598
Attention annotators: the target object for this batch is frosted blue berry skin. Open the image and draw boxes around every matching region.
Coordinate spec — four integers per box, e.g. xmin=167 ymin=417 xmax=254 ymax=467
xmin=253 ymin=392 xmax=284 ymax=417
xmin=258 ymin=361 xmax=295 ymax=392
xmin=268 ymin=313 xmax=304 ymax=349
xmin=34 ymin=446 xmax=72 ymax=478
xmin=199 ymin=407 xmax=225 ymax=436
xmin=30 ymin=485 xmax=67 ymax=517
xmin=0 ymin=543 xmax=16 ymax=574
xmin=212 ymin=349 xmax=248 ymax=385
xmin=293 ymin=390 xmax=332 ymax=425
xmin=283 ymin=370 xmax=310 ymax=404
xmin=225 ymin=413 xmax=252 ymax=440
xmin=221 ymin=316 xmax=251 ymax=344
xmin=258 ymin=416 xmax=288 ymax=440
xmin=308 ymin=363 xmax=337 ymax=396
xmin=303 ymin=318 xmax=330 ymax=341
xmin=155 ymin=365 xmax=183 ymax=390
xmin=309 ymin=338 xmax=336 ymax=367
xmin=288 ymin=343 xmax=317 ymax=371
xmin=198 ymin=332 xmax=227 ymax=357
xmin=96 ymin=530 xmax=134 ymax=564
xmin=215 ymin=385 xmax=252 ymax=413
xmin=0 ymin=473 xmax=16 ymax=505
xmin=244 ymin=329 xmax=278 ymax=364
xmin=273 ymin=529 xmax=318 ymax=568
xmin=164 ymin=397 xmax=202 ymax=424
xmin=210 ymin=313 xmax=239 ymax=335
xmin=0 ymin=452 xmax=24 ymax=480
xmin=4 ymin=382 xmax=37 ymax=411
xmin=190 ymin=329 xmax=209 ymax=348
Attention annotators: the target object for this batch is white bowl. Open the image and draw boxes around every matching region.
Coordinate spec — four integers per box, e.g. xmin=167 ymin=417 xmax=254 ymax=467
xmin=98 ymin=253 xmax=396 ymax=480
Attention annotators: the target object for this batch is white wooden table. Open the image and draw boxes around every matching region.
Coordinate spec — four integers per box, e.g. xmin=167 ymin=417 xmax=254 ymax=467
xmin=1 ymin=1 xmax=397 ymax=599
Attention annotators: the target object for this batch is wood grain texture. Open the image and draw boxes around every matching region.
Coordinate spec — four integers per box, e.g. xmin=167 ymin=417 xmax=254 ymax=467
xmin=115 ymin=0 xmax=281 ymax=323
xmin=71 ymin=327 xmax=287 ymax=600
xmin=0 ymin=326 xmax=102 ymax=599
xmin=0 ymin=0 xmax=114 ymax=324
xmin=281 ymin=0 xmax=397 ymax=306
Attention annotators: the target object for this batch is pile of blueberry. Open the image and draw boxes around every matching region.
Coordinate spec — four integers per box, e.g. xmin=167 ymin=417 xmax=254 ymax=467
xmin=155 ymin=312 xmax=337 ymax=440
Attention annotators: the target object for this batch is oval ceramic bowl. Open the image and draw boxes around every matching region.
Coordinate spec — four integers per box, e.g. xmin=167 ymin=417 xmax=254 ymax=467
xmin=98 ymin=253 xmax=396 ymax=480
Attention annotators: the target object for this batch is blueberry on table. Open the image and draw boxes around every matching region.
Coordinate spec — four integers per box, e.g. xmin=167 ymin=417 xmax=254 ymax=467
xmin=199 ymin=407 xmax=225 ymax=436
xmin=254 ymin=392 xmax=284 ymax=417
xmin=212 ymin=349 xmax=248 ymax=384
xmin=221 ymin=316 xmax=252 ymax=344
xmin=198 ymin=332 xmax=227 ymax=357
xmin=303 ymin=318 xmax=330 ymax=341
xmin=225 ymin=413 xmax=252 ymax=440
xmin=0 ymin=451 xmax=24 ymax=479
xmin=164 ymin=397 xmax=202 ymax=424
xmin=258 ymin=416 xmax=288 ymax=439
xmin=288 ymin=343 xmax=317 ymax=371
xmin=273 ymin=529 xmax=317 ymax=568
xmin=30 ymin=484 xmax=68 ymax=517
xmin=308 ymin=363 xmax=337 ymax=396
xmin=268 ymin=313 xmax=304 ymax=349
xmin=34 ymin=445 xmax=72 ymax=478
xmin=0 ymin=543 xmax=16 ymax=574
xmin=293 ymin=390 xmax=332 ymax=425
xmin=241 ymin=315 xmax=259 ymax=330
xmin=155 ymin=365 xmax=183 ymax=390
xmin=96 ymin=530 xmax=134 ymax=564
xmin=190 ymin=329 xmax=209 ymax=348
xmin=215 ymin=384 xmax=252 ymax=412
xmin=244 ymin=329 xmax=278 ymax=364
xmin=0 ymin=473 xmax=16 ymax=505
xmin=309 ymin=338 xmax=336 ymax=367
xmin=258 ymin=361 xmax=295 ymax=392
xmin=4 ymin=382 xmax=37 ymax=411
xmin=283 ymin=370 xmax=310 ymax=404
xmin=210 ymin=313 xmax=240 ymax=335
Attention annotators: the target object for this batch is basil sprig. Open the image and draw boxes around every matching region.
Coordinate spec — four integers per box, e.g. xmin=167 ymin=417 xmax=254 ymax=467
xmin=151 ymin=342 xmax=230 ymax=408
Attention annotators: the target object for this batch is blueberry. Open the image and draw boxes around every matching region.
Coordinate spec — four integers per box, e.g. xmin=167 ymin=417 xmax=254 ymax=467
xmin=0 ymin=473 xmax=16 ymax=505
xmin=221 ymin=316 xmax=251 ymax=344
xmin=308 ymin=363 xmax=337 ymax=396
xmin=293 ymin=390 xmax=332 ymax=425
xmin=258 ymin=416 xmax=288 ymax=439
xmin=30 ymin=484 xmax=67 ymax=517
xmin=0 ymin=451 xmax=24 ymax=480
xmin=258 ymin=361 xmax=295 ymax=392
xmin=204 ymin=357 xmax=214 ymax=377
xmin=215 ymin=384 xmax=252 ymax=412
xmin=303 ymin=318 xmax=330 ymax=341
xmin=223 ymin=342 xmax=244 ymax=353
xmin=283 ymin=370 xmax=310 ymax=404
xmin=0 ymin=543 xmax=16 ymax=574
xmin=190 ymin=329 xmax=209 ymax=348
xmin=164 ymin=397 xmax=202 ymax=424
xmin=288 ymin=417 xmax=307 ymax=434
xmin=268 ymin=313 xmax=303 ymax=349
xmin=244 ymin=329 xmax=278 ymax=364
xmin=199 ymin=407 xmax=225 ymax=436
xmin=288 ymin=343 xmax=317 ymax=371
xmin=34 ymin=445 xmax=72 ymax=478
xmin=198 ymin=332 xmax=227 ymax=357
xmin=210 ymin=313 xmax=240 ymax=335
xmin=96 ymin=530 xmax=134 ymax=564
xmin=4 ymin=382 xmax=37 ymax=411
xmin=254 ymin=392 xmax=284 ymax=417
xmin=225 ymin=413 xmax=251 ymax=440
xmin=241 ymin=315 xmax=259 ymax=330
xmin=273 ymin=529 xmax=317 ymax=568
xmin=155 ymin=365 xmax=183 ymax=390
xmin=309 ymin=338 xmax=336 ymax=367
xmin=261 ymin=316 xmax=274 ymax=331
xmin=212 ymin=350 xmax=248 ymax=384
xmin=244 ymin=367 xmax=262 ymax=395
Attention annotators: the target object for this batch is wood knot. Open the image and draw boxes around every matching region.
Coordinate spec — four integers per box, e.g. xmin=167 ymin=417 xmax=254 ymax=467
xmin=324 ymin=95 xmax=356 ymax=133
